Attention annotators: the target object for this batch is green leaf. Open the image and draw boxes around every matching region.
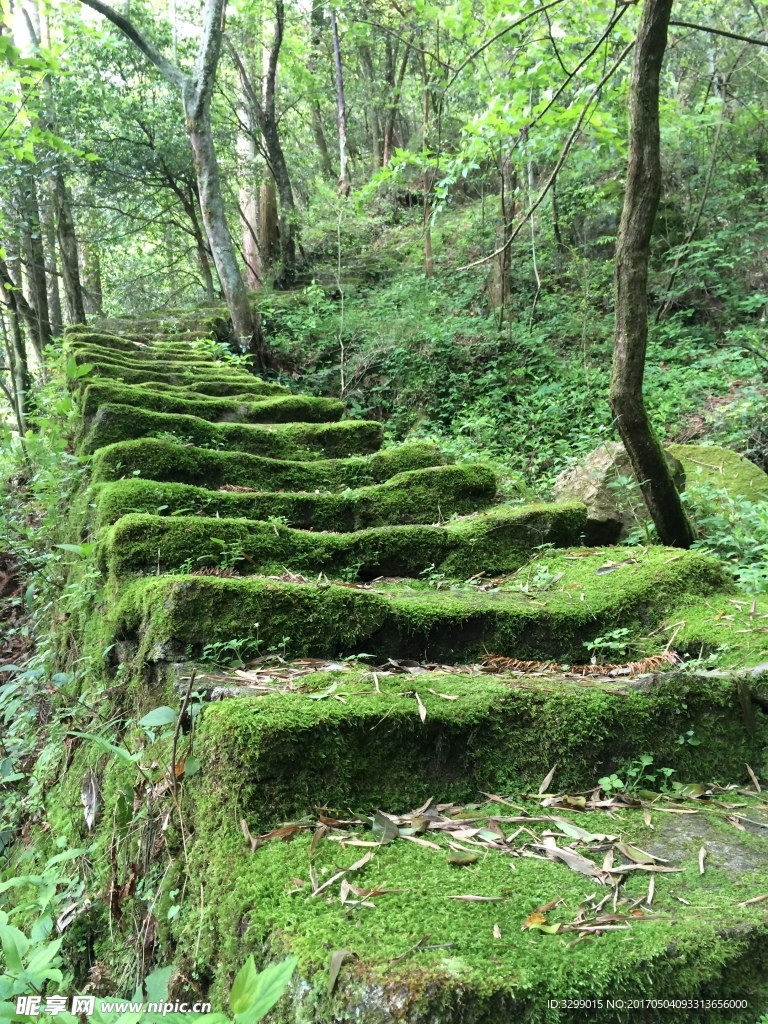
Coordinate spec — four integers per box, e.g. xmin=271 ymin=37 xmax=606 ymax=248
xmin=0 ymin=924 xmax=28 ymax=973
xmin=68 ymin=732 xmax=140 ymax=763
xmin=229 ymin=955 xmax=259 ymax=1016
xmin=144 ymin=964 xmax=174 ymax=1003
xmin=233 ymin=957 xmax=297 ymax=1022
xmin=137 ymin=706 xmax=177 ymax=729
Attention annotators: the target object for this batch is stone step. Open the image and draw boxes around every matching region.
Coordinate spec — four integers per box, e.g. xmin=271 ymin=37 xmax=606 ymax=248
xmin=73 ymin=360 xmax=259 ymax=389
xmin=176 ymin=668 xmax=768 ymax=1020
xmin=77 ymin=403 xmax=384 ymax=458
xmin=142 ymin=379 xmax=289 ymax=399
xmin=79 ymin=381 xmax=344 ymax=425
xmin=110 ymin=548 xmax=730 ymax=673
xmin=67 ymin=333 xmax=219 ymax=359
xmin=72 ymin=345 xmax=224 ymax=370
xmin=90 ymin=464 xmax=497 ymax=532
xmin=98 ymin=503 xmax=586 ymax=581
xmin=89 ymin=438 xmax=447 ymax=489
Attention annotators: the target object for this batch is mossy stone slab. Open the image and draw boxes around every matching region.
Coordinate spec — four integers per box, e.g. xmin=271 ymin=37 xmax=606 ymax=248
xmin=98 ymin=502 xmax=586 ymax=580
xmin=77 ymin=403 xmax=384 ymax=458
xmin=89 ymin=464 xmax=497 ymax=533
xmin=79 ymin=381 xmax=344 ymax=425
xmin=89 ymin=438 xmax=447 ymax=489
xmin=111 ymin=548 xmax=732 ymax=668
xmin=669 ymin=443 xmax=768 ymax=499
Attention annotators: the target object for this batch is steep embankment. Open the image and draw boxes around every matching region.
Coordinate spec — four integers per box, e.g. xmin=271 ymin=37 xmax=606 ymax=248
xmin=52 ymin=322 xmax=768 ymax=1021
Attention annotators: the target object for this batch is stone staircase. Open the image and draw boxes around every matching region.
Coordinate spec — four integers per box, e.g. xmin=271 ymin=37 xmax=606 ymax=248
xmin=63 ymin=323 xmax=768 ymax=1022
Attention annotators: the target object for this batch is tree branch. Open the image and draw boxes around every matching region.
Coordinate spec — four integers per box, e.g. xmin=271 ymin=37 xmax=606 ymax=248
xmin=670 ymin=20 xmax=768 ymax=48
xmin=76 ymin=0 xmax=187 ymax=90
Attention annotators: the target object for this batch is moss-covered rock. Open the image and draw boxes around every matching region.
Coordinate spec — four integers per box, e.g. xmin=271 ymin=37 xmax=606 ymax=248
xmin=89 ymin=437 xmax=448 ymax=489
xmin=138 ymin=379 xmax=289 ymax=399
xmin=89 ymin=464 xmax=497 ymax=532
xmin=77 ymin=403 xmax=384 ymax=458
xmin=111 ymin=548 xmax=732 ymax=669
xmin=79 ymin=381 xmax=344 ymax=425
xmin=98 ymin=502 xmax=586 ymax=581
xmin=72 ymin=345 xmax=221 ymax=370
xmin=669 ymin=443 xmax=768 ymax=499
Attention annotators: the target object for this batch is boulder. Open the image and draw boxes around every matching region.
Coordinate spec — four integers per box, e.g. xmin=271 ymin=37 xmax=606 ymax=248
xmin=552 ymin=442 xmax=685 ymax=544
xmin=668 ymin=443 xmax=768 ymax=499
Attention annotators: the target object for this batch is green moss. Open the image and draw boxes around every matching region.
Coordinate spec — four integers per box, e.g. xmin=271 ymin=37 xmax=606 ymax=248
xmin=192 ymin=670 xmax=768 ymax=828
xmin=669 ymin=443 xmax=768 ymax=499
xmin=89 ymin=464 xmax=497 ymax=532
xmin=79 ymin=381 xmax=344 ymax=425
xmin=139 ymin=379 xmax=289 ymax=399
xmin=663 ymin=590 xmax=768 ymax=667
xmin=77 ymin=361 xmax=259 ymax=389
xmin=97 ymin=502 xmax=586 ymax=581
xmin=89 ymin=438 xmax=448 ymax=489
xmin=110 ymin=548 xmax=733 ymax=668
xmin=77 ymin=404 xmax=384 ymax=458
xmin=72 ymin=345 xmax=220 ymax=370
xmin=178 ymin=700 xmax=768 ymax=1020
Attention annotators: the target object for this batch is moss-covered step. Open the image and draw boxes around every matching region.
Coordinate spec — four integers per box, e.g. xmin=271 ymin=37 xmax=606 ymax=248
xmin=139 ymin=379 xmax=289 ymax=399
xmin=111 ymin=548 xmax=732 ymax=668
xmin=77 ymin=404 xmax=383 ymax=458
xmin=670 ymin=442 xmax=768 ymax=499
xmin=67 ymin=337 xmax=219 ymax=361
xmin=79 ymin=381 xmax=344 ymax=425
xmin=81 ymin=360 xmax=277 ymax=391
xmin=193 ymin=668 xmax=768 ymax=825
xmin=72 ymin=345 xmax=223 ymax=371
xmin=99 ymin=502 xmax=586 ymax=581
xmin=89 ymin=437 xmax=448 ymax=488
xmin=90 ymin=465 xmax=496 ymax=532
xmin=180 ymin=790 xmax=768 ymax=1022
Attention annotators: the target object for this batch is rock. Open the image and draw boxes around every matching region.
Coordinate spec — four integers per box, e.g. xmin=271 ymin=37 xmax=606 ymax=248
xmin=668 ymin=443 xmax=768 ymax=500
xmin=552 ymin=442 xmax=685 ymax=544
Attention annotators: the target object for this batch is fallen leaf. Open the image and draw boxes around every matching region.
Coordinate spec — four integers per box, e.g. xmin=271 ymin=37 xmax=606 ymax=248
xmin=309 ymin=682 xmax=339 ymax=700
xmin=310 ymin=825 xmax=328 ymax=859
xmin=415 ymin=692 xmax=427 ymax=722
xmin=401 ymin=834 xmax=441 ymax=850
xmin=373 ymin=810 xmax=399 ymax=845
xmin=699 ymin=847 xmax=707 ymax=875
xmin=747 ymin=764 xmax=762 ymax=793
xmin=738 ymin=893 xmax=768 ymax=907
xmin=493 ymin=924 xmax=502 ymax=939
xmin=327 ymin=949 xmax=356 ymax=996
xmin=446 ymin=851 xmax=479 ymax=866
xmin=728 ymin=816 xmax=747 ymax=831
xmin=427 ymin=689 xmax=459 ymax=700
xmin=615 ymin=842 xmax=655 ymax=865
xmin=533 ymin=844 xmax=607 ymax=881
xmin=552 ymin=819 xmax=615 ymax=843
xmin=538 ymin=763 xmax=558 ymax=795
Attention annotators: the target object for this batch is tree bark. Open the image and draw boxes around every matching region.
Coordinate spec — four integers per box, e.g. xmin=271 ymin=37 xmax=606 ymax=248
xmin=227 ymin=6 xmax=298 ymax=289
xmin=259 ymin=177 xmax=280 ymax=267
xmin=54 ymin=171 xmax=86 ymax=325
xmin=330 ymin=9 xmax=350 ymax=195
xmin=309 ymin=4 xmax=334 ymax=178
xmin=81 ymin=239 xmax=104 ymax=315
xmin=21 ymin=171 xmax=52 ymax=353
xmin=609 ymin=0 xmax=695 ymax=548
xmin=40 ymin=188 xmax=63 ymax=336
xmin=78 ymin=0 xmax=266 ymax=366
xmin=238 ymin=127 xmax=261 ymax=290
xmin=382 ymin=32 xmax=413 ymax=167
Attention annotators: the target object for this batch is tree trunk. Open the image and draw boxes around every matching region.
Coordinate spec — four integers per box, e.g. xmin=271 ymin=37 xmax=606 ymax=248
xmin=259 ymin=177 xmax=280 ymax=268
xmin=21 ymin=172 xmax=52 ymax=354
xmin=330 ymin=10 xmax=350 ymax=196
xmin=238 ymin=129 xmax=261 ymax=290
xmin=40 ymin=188 xmax=63 ymax=336
xmin=54 ymin=171 xmax=86 ymax=325
xmin=185 ymin=98 xmax=264 ymax=362
xmin=81 ymin=239 xmax=104 ymax=315
xmin=383 ymin=34 xmax=412 ymax=167
xmin=309 ymin=4 xmax=334 ymax=178
xmin=0 ymin=310 xmax=26 ymax=437
xmin=609 ymin=0 xmax=695 ymax=549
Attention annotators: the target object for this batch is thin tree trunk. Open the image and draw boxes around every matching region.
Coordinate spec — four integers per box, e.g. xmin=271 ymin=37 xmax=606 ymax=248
xmin=238 ymin=128 xmax=261 ymax=290
xmin=309 ymin=4 xmax=334 ymax=178
xmin=81 ymin=239 xmax=104 ymax=315
xmin=186 ymin=104 xmax=262 ymax=358
xmin=330 ymin=9 xmax=350 ymax=196
xmin=609 ymin=0 xmax=695 ymax=549
xmin=5 ymin=248 xmax=43 ymax=367
xmin=40 ymin=189 xmax=63 ymax=336
xmin=21 ymin=171 xmax=52 ymax=353
xmin=259 ymin=177 xmax=280 ymax=267
xmin=383 ymin=32 xmax=413 ymax=166
xmin=54 ymin=171 xmax=86 ymax=325
xmin=0 ymin=311 xmax=26 ymax=437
